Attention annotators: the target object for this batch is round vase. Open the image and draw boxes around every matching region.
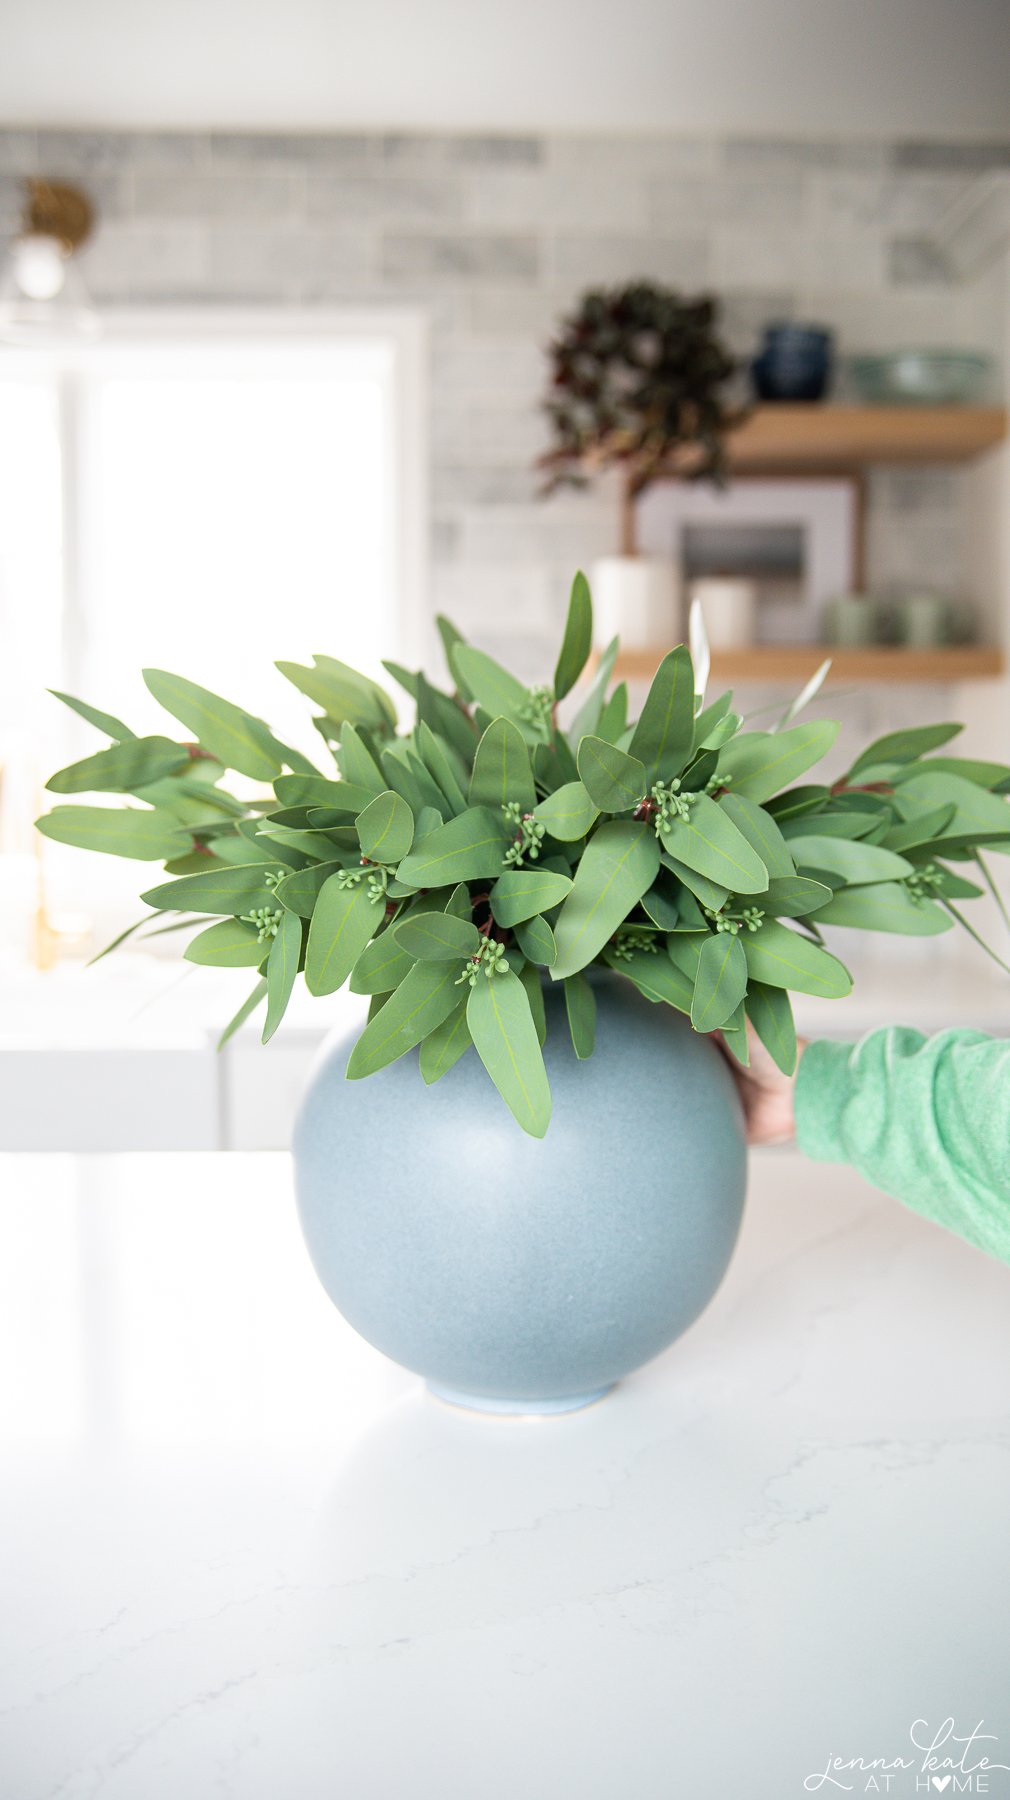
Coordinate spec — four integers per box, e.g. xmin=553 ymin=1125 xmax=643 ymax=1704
xmin=293 ymin=974 xmax=747 ymax=1414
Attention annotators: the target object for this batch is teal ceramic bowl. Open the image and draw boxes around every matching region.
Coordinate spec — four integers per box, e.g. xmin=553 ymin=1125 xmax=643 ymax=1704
xmin=850 ymin=351 xmax=993 ymax=405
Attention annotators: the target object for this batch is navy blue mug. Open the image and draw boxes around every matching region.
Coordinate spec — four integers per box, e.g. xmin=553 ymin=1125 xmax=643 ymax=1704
xmin=751 ymin=324 xmax=833 ymax=401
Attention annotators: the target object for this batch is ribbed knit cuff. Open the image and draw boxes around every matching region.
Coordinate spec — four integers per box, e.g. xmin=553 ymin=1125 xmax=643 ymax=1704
xmin=794 ymin=1038 xmax=855 ymax=1164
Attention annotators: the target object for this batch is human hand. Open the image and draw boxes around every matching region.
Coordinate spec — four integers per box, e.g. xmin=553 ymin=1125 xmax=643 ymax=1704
xmin=714 ymin=1023 xmax=806 ymax=1146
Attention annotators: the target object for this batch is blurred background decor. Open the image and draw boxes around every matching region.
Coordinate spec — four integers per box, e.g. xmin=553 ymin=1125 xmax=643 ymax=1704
xmin=538 ymin=281 xmax=740 ymax=648
xmin=751 ymin=322 xmax=834 ymax=402
xmin=0 ymin=176 xmax=99 ymax=343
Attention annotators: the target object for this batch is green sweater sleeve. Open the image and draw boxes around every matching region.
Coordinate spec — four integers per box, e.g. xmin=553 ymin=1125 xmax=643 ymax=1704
xmin=795 ymin=1027 xmax=1010 ymax=1264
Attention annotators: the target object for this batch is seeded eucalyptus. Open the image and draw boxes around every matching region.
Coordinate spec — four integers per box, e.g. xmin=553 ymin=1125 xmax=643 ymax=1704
xmin=37 ymin=572 xmax=1010 ymax=1137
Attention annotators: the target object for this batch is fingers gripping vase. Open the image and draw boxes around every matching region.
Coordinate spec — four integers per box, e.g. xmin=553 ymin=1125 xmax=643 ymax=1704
xmin=293 ymin=975 xmax=747 ymax=1414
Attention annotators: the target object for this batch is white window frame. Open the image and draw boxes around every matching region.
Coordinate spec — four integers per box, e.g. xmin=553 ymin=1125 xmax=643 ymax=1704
xmin=0 ymin=305 xmax=431 ymax=699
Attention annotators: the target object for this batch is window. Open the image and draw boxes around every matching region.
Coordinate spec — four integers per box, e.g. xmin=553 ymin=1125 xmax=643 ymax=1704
xmin=0 ymin=312 xmax=427 ymax=943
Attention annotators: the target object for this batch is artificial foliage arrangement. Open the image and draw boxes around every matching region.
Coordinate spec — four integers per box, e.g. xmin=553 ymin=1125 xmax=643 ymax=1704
xmin=37 ymin=574 xmax=1010 ymax=1139
xmin=538 ymin=282 xmax=741 ymax=507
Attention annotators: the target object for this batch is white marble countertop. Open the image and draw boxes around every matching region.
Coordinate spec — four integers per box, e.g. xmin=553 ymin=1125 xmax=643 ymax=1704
xmin=2 ymin=1150 xmax=1009 ymax=1798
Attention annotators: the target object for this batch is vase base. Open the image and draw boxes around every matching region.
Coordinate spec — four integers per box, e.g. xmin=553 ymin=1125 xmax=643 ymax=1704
xmin=426 ymin=1382 xmax=613 ymax=1417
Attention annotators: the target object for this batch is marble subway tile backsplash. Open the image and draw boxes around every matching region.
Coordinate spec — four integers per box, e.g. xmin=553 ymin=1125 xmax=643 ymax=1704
xmin=0 ymin=124 xmax=1002 ymax=668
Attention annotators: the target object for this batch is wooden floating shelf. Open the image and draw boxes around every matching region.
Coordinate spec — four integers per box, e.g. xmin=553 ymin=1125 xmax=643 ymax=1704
xmin=667 ymin=404 xmax=1007 ymax=473
xmin=605 ymin=645 xmax=1006 ymax=684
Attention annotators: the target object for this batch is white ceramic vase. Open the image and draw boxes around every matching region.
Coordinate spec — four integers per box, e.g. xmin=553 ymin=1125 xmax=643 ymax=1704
xmin=591 ymin=556 xmax=678 ymax=650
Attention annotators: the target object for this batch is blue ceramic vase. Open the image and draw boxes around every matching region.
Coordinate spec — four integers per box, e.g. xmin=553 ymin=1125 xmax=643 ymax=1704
xmin=293 ymin=974 xmax=747 ymax=1414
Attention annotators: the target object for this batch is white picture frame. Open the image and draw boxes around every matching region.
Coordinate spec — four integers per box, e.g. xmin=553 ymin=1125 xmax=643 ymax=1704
xmin=635 ymin=476 xmax=860 ymax=644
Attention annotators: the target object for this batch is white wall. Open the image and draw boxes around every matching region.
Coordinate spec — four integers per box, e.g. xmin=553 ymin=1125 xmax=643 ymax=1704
xmin=4 ymin=0 xmax=1010 ymax=136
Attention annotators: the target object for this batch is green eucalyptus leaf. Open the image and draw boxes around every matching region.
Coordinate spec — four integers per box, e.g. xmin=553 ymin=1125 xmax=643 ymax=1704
xmin=628 ymin=647 xmax=695 ymax=782
xmin=692 ymin=690 xmax=732 ymax=743
xmin=779 ymin=809 xmax=881 ymax=841
xmin=337 ymin=722 xmax=386 ymax=796
xmin=466 ymin=970 xmax=551 ymax=1137
xmin=275 ymin=655 xmax=392 ymax=731
xmin=596 ymin=682 xmax=629 ymax=744
xmin=142 ymin=670 xmax=283 ymax=780
xmin=553 ymin=570 xmax=593 ymax=700
xmin=765 ymin=784 xmax=832 ymax=821
xmin=576 ymin=736 xmax=646 ymax=813
xmin=419 ymin=1002 xmax=472 ymax=1083
xmin=659 ymin=793 xmax=768 ymax=895
xmin=534 ymin=733 xmax=579 ymax=792
xmin=690 ymin=932 xmax=748 ymax=1033
xmin=814 ymin=883 xmax=953 ymax=935
xmin=489 ymin=868 xmax=573 ymax=927
xmin=884 ymin=805 xmax=957 ymax=852
xmin=718 ymin=792 xmax=795 ymax=878
xmin=719 ymin=1002 xmax=750 ymax=1067
xmin=382 ymin=660 xmax=419 ymax=701
xmin=435 ymin=614 xmax=468 ymax=688
xmin=217 ymin=977 xmax=268 ymax=1049
xmin=761 ymin=875 xmax=834 ymax=917
xmin=263 ymin=908 xmax=302 ymax=1041
xmin=141 ymin=862 xmax=282 ymax=916
xmin=393 ymin=911 xmax=480 ymax=961
xmin=564 ymin=971 xmax=596 ymax=1059
xmin=403 ymin=746 xmax=448 ymax=815
xmin=48 ymin=689 xmax=136 ymax=741
xmin=717 ymin=721 xmax=839 ymax=803
xmin=416 ymin=672 xmax=479 ymax=765
xmin=848 ymin=722 xmax=961 ymax=777
xmin=417 ymin=721 xmax=468 ymax=814
xmin=273 ymin=859 xmax=345 ymax=918
xmin=894 ymin=755 xmax=1010 ymax=790
xmin=533 ymin=782 xmax=599 ymax=842
xmin=184 ymin=919 xmax=265 ymax=967
xmin=671 ymin=888 xmax=707 ymax=931
xmin=397 ymin=806 xmax=509 ymax=888
xmin=517 ymin=962 xmax=547 ymax=1043
xmin=893 ymin=771 xmax=1010 ymax=845
xmin=349 ymin=927 xmax=414 ymax=995
xmin=450 ymin=646 xmax=529 ymax=723
xmin=928 ymin=865 xmax=984 ymax=900
xmin=257 ymin=825 xmax=338 ymax=858
xmin=551 ymin=820 xmax=661 ymax=980
xmin=273 ymin=774 xmax=374 ymax=813
xmin=660 ymin=853 xmax=729 ymax=912
xmin=379 ymin=747 xmax=432 ymax=816
xmin=305 ymin=874 xmax=382 ymax=995
xmin=347 ymin=960 xmax=464 ymax=1078
xmin=47 ymin=735 xmax=188 ymax=795
xmin=36 ymin=806 xmax=193 ymax=862
xmin=640 ymin=871 xmax=681 ymax=929
xmin=469 ymin=717 xmax=536 ymax=813
xmin=745 ymin=981 xmax=797 ymax=1076
xmin=786 ymin=835 xmax=912 ymax=884
xmin=87 ymin=916 xmax=151 ymax=964
xmin=568 ymin=636 xmax=619 ymax=743
xmin=665 ymin=931 xmax=708 ymax=984
xmin=515 ymin=914 xmax=557 ymax=966
xmin=610 ymin=945 xmax=693 ymax=1014
xmin=743 ymin=919 xmax=852 ymax=997
xmin=356 ymin=790 xmax=415 ymax=865
xmin=164 ymin=846 xmax=227 ymax=874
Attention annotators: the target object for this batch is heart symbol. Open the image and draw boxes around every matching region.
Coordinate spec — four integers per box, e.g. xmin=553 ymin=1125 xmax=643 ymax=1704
xmin=932 ymin=1781 xmax=952 ymax=1793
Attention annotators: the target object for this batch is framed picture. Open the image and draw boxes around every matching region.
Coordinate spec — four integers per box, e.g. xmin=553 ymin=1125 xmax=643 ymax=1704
xmin=635 ymin=475 xmax=862 ymax=645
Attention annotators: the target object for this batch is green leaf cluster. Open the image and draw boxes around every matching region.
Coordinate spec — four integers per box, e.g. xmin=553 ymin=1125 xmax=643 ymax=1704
xmin=36 ymin=572 xmax=1010 ymax=1133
